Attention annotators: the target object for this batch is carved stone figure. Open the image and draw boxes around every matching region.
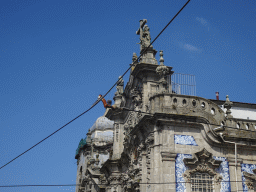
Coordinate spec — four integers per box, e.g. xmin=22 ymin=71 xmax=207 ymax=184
xmin=115 ymin=76 xmax=124 ymax=96
xmin=136 ymin=19 xmax=152 ymax=51
xmin=141 ymin=25 xmax=151 ymax=49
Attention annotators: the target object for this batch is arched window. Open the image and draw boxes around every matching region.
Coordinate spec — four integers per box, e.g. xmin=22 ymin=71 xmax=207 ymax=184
xmin=191 ymin=173 xmax=213 ymax=192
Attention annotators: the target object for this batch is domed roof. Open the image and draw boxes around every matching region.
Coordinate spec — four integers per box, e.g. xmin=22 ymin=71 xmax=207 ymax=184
xmin=89 ymin=116 xmax=114 ymax=132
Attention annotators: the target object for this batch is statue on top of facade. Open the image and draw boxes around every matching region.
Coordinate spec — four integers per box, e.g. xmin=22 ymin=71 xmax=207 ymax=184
xmin=141 ymin=25 xmax=151 ymax=49
xmin=115 ymin=76 xmax=124 ymax=96
xmin=136 ymin=19 xmax=152 ymax=51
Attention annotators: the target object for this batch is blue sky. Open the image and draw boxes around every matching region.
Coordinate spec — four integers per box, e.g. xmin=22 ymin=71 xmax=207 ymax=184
xmin=0 ymin=0 xmax=255 ymax=191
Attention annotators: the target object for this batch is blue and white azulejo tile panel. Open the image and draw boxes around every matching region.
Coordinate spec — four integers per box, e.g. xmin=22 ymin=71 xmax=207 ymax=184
xmin=175 ymin=153 xmax=192 ymax=192
xmin=174 ymin=135 xmax=198 ymax=146
xmin=214 ymin=156 xmax=231 ymax=192
xmin=241 ymin=163 xmax=256 ymax=192
xmin=175 ymin=154 xmax=231 ymax=192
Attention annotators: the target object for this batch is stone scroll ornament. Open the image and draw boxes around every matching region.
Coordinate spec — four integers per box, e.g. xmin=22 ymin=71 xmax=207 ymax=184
xmin=176 ymin=148 xmax=231 ymax=192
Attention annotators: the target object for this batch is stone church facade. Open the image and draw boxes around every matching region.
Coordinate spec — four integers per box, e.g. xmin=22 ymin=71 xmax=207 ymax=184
xmin=75 ymin=20 xmax=256 ymax=192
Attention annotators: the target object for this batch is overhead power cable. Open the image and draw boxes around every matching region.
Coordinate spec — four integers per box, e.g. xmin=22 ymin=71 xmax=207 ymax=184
xmin=0 ymin=0 xmax=191 ymax=171
xmin=0 ymin=180 xmax=249 ymax=188
xmin=0 ymin=184 xmax=79 ymax=188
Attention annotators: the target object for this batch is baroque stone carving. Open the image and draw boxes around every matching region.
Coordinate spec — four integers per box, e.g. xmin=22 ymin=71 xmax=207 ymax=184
xmin=182 ymin=148 xmax=223 ymax=192
xmin=156 ymin=51 xmax=169 ymax=76
xmin=130 ymin=86 xmax=142 ymax=110
xmin=136 ymin=111 xmax=143 ymax=122
xmin=115 ymin=76 xmax=124 ymax=96
xmin=121 ymin=167 xmax=141 ymax=192
xmin=123 ymin=112 xmax=135 ymax=139
xmin=99 ymin=174 xmax=108 ymax=185
xmin=224 ymin=95 xmax=233 ymax=118
xmin=136 ymin=19 xmax=152 ymax=51
xmin=127 ymin=112 xmax=135 ymax=127
xmin=156 ymin=51 xmax=169 ymax=93
xmin=243 ymin=171 xmax=256 ymax=190
xmin=132 ymin=52 xmax=138 ymax=64
xmin=241 ymin=164 xmax=256 ymax=192
xmin=145 ymin=133 xmax=154 ymax=145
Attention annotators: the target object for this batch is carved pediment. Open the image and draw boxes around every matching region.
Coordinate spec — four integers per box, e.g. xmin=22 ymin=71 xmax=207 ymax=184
xmin=184 ymin=148 xmax=222 ymax=170
xmin=183 ymin=148 xmax=223 ymax=189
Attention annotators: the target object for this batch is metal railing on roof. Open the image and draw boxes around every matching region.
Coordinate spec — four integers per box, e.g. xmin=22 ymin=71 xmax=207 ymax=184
xmin=167 ymin=73 xmax=196 ymax=96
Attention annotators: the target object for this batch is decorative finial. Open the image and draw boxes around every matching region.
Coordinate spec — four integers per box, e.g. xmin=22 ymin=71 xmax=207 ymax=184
xmin=115 ymin=76 xmax=124 ymax=96
xmin=156 ymin=51 xmax=169 ymax=93
xmin=156 ymin=50 xmax=169 ymax=76
xmin=132 ymin=52 xmax=138 ymax=63
xmin=224 ymin=95 xmax=233 ymax=118
xmin=159 ymin=50 xmax=164 ymax=66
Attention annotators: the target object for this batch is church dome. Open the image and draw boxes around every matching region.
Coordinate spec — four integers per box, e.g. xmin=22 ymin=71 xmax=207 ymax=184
xmin=89 ymin=116 xmax=114 ymax=132
xmin=89 ymin=116 xmax=114 ymax=143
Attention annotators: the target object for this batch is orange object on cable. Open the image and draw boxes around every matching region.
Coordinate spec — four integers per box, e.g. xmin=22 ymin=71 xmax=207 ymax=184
xmin=98 ymin=94 xmax=108 ymax=108
xmin=98 ymin=94 xmax=115 ymax=109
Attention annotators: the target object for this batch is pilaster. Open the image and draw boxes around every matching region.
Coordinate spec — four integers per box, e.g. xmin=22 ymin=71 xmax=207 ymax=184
xmin=161 ymin=152 xmax=177 ymax=192
xmin=227 ymin=157 xmax=243 ymax=192
xmin=141 ymin=151 xmax=147 ymax=192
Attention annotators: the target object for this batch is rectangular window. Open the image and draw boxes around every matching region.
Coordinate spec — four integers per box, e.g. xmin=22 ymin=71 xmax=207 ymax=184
xmin=191 ymin=173 xmax=213 ymax=192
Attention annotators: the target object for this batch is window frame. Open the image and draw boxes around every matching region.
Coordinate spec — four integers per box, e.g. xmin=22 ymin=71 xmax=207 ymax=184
xmin=191 ymin=172 xmax=214 ymax=192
